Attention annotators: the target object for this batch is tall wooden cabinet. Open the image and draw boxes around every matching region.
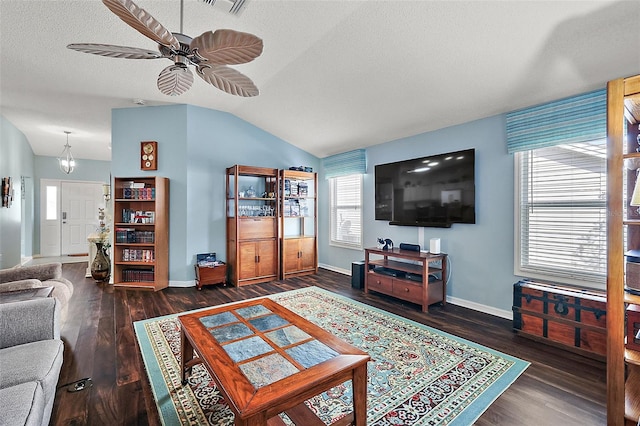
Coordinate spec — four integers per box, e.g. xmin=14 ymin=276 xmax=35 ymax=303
xmin=606 ymin=74 xmax=640 ymax=424
xmin=280 ymin=170 xmax=318 ymax=279
xmin=112 ymin=176 xmax=169 ymax=291
xmin=226 ymin=165 xmax=280 ymax=286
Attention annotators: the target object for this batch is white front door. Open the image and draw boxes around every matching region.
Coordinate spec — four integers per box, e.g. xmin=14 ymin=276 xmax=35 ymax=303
xmin=61 ymin=181 xmax=104 ymax=255
xmin=40 ymin=179 xmax=106 ymax=257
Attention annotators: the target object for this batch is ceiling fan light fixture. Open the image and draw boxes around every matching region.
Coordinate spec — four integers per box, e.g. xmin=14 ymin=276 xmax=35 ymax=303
xmin=174 ymin=55 xmax=190 ymax=68
xmin=58 ymin=131 xmax=76 ymax=174
xmin=158 ymin=64 xmax=194 ymax=95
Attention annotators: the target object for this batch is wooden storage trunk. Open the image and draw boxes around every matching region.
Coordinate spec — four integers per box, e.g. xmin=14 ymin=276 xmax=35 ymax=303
xmin=195 ymin=263 xmax=227 ymax=290
xmin=512 ymin=280 xmax=606 ymax=360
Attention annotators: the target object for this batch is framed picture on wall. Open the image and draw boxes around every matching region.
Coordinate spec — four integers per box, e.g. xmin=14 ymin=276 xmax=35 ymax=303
xmin=2 ymin=177 xmax=13 ymax=208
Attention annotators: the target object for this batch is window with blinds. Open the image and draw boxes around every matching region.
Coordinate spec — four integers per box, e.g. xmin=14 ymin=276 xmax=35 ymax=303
xmin=330 ymin=174 xmax=363 ymax=249
xmin=515 ymin=140 xmax=607 ymax=287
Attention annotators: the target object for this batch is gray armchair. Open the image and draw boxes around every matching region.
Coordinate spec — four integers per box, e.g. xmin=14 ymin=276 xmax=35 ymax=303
xmin=0 ymin=298 xmax=64 ymax=426
xmin=0 ymin=263 xmax=73 ymax=319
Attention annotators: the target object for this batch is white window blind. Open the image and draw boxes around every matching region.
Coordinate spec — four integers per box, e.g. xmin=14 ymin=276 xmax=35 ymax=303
xmin=330 ymin=174 xmax=363 ymax=249
xmin=516 ymin=141 xmax=607 ymax=286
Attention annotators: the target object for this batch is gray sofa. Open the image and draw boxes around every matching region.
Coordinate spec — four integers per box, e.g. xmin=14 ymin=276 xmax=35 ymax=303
xmin=0 ymin=298 xmax=64 ymax=426
xmin=0 ymin=263 xmax=73 ymax=320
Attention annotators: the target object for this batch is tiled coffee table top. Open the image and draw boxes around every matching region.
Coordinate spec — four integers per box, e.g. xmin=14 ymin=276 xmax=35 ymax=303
xmin=179 ymin=297 xmax=370 ymax=423
xmin=198 ymin=303 xmax=339 ymax=388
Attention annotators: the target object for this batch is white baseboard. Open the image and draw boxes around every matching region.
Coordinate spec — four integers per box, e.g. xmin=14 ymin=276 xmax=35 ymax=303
xmin=20 ymin=256 xmax=33 ymax=266
xmin=446 ymin=296 xmax=513 ymax=320
xmin=170 ymin=279 xmax=196 ymax=288
xmin=319 ymin=263 xmax=350 ymax=275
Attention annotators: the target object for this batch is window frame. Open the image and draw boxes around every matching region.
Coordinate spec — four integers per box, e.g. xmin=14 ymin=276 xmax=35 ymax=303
xmin=329 ymin=174 xmax=363 ymax=250
xmin=514 ymin=144 xmax=607 ymax=289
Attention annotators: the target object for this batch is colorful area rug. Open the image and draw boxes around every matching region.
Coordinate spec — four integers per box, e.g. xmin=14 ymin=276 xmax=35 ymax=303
xmin=134 ymin=286 xmax=529 ymax=425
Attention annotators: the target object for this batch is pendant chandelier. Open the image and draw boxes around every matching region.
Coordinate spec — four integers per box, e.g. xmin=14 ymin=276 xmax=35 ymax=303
xmin=58 ymin=131 xmax=76 ymax=174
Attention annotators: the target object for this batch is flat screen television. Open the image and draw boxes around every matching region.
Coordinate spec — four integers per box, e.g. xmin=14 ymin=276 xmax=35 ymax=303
xmin=375 ymin=148 xmax=475 ymax=227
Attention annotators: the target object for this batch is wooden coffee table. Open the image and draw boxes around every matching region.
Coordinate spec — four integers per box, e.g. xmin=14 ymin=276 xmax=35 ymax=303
xmin=179 ymin=297 xmax=370 ymax=425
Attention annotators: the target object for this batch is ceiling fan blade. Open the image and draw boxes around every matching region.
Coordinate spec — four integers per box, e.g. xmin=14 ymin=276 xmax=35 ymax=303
xmin=67 ymin=43 xmax=163 ymax=59
xmin=196 ymin=64 xmax=259 ymax=97
xmin=102 ymin=0 xmax=180 ymax=50
xmin=157 ymin=64 xmax=194 ymax=96
xmin=191 ymin=29 xmax=263 ymax=65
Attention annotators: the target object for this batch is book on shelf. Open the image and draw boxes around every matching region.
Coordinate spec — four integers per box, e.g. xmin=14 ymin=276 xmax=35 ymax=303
xmin=122 ymin=186 xmax=155 ymax=200
xmin=122 ymin=268 xmax=155 ymax=282
xmin=122 ymin=248 xmax=155 ymax=262
xmin=121 ymin=209 xmax=155 ymax=224
xmin=115 ymin=228 xmax=135 ymax=243
xmin=115 ymin=228 xmax=155 ymax=243
xmin=283 ymin=199 xmax=300 ymax=217
xmin=134 ymin=211 xmax=154 ymax=224
xmin=284 ymin=179 xmax=291 ymax=197
xmin=290 ymin=199 xmax=300 ymax=216
xmin=299 ymin=199 xmax=309 ymax=216
xmin=298 ymin=182 xmax=308 ymax=196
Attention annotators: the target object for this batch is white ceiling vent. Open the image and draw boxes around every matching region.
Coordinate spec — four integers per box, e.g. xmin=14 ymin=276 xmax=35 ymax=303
xmin=199 ymin=0 xmax=249 ymax=15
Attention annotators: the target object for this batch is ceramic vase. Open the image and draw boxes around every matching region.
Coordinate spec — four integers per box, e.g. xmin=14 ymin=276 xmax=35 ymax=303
xmin=91 ymin=242 xmax=111 ymax=282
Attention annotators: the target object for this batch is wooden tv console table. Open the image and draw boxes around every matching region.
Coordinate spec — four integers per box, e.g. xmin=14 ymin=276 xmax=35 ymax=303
xmin=364 ymin=247 xmax=447 ymax=313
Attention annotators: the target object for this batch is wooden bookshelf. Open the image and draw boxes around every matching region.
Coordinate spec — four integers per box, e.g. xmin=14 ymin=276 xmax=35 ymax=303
xmin=606 ymin=74 xmax=640 ymax=424
xmin=112 ymin=176 xmax=169 ymax=291
xmin=280 ymin=170 xmax=318 ymax=279
xmin=226 ymin=165 xmax=279 ymax=286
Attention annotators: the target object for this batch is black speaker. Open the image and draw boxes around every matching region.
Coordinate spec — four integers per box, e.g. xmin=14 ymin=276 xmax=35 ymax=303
xmin=351 ymin=261 xmax=365 ymax=289
xmin=399 ymin=243 xmax=421 ymax=252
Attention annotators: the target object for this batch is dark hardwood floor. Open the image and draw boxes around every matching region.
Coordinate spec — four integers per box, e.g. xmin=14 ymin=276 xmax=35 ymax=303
xmin=50 ymin=263 xmax=606 ymax=425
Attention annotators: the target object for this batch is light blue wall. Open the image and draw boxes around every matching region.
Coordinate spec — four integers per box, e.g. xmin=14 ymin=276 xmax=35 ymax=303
xmin=34 ymin=155 xmax=111 ymax=182
xmin=112 ymin=104 xmax=320 ymax=283
xmin=111 ymin=104 xmax=189 ymax=282
xmin=319 ymin=114 xmax=517 ymax=313
xmin=0 ymin=116 xmax=35 ymax=268
xmin=184 ymin=105 xmax=320 ymax=273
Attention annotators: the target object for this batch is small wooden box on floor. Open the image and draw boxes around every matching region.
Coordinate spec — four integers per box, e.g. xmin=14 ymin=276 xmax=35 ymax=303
xmin=512 ymin=280 xmax=606 ymax=360
xmin=194 ymin=264 xmax=227 ymax=290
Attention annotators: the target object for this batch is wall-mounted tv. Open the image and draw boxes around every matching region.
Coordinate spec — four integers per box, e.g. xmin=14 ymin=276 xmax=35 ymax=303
xmin=375 ymin=148 xmax=475 ymax=227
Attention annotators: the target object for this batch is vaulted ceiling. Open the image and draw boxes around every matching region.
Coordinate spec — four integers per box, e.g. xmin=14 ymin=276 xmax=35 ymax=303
xmin=1 ymin=1 xmax=638 ymax=161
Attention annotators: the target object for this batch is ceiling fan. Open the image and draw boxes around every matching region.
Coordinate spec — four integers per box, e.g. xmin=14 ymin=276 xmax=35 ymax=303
xmin=67 ymin=0 xmax=263 ymax=97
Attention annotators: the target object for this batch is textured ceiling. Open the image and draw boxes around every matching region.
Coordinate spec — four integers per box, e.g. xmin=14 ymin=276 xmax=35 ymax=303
xmin=1 ymin=0 xmax=639 ymax=161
